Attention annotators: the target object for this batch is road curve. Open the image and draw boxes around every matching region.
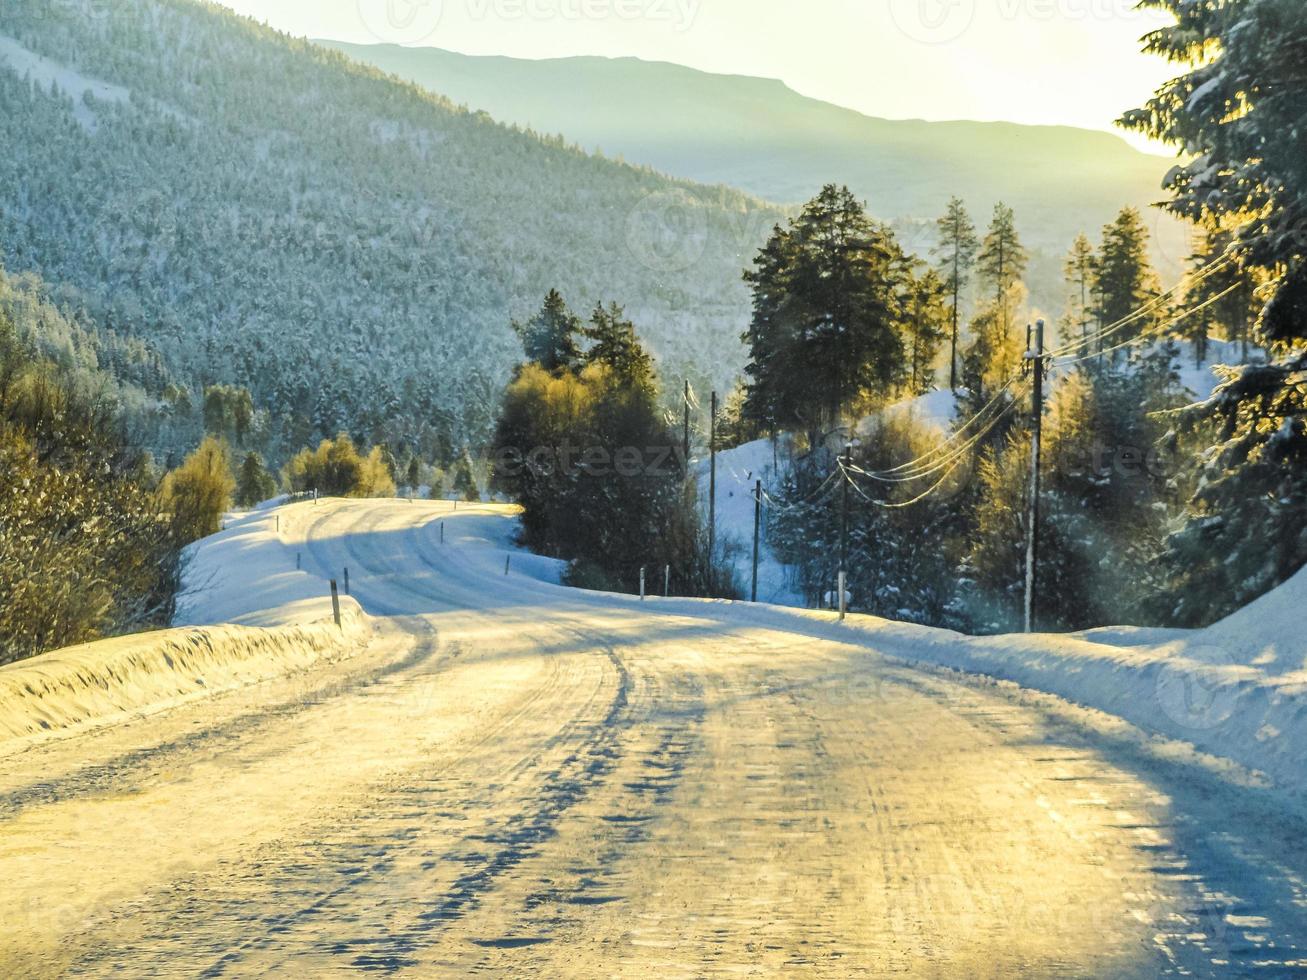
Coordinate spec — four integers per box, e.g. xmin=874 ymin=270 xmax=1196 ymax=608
xmin=1 ymin=499 xmax=1304 ymax=977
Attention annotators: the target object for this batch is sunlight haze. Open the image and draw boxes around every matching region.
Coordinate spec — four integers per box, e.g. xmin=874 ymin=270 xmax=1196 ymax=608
xmin=216 ymin=0 xmax=1177 ymax=154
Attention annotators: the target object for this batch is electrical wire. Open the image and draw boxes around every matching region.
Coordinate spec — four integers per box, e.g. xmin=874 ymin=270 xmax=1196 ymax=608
xmin=1051 ymin=282 xmax=1244 ymax=369
xmin=840 ymin=452 xmax=971 ymax=510
xmin=849 ymin=397 xmax=1021 ymax=485
xmin=1043 ymin=252 xmax=1236 ymax=360
xmin=850 ymin=374 xmax=1023 ymax=482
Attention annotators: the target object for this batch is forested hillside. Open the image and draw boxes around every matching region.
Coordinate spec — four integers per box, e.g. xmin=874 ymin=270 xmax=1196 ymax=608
xmin=0 ymin=0 xmax=784 ymax=459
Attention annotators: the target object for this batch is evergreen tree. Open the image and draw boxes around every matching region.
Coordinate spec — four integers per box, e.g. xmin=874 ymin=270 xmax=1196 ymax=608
xmin=1095 ymin=207 xmax=1161 ymax=354
xmin=740 ymin=226 xmax=798 ymax=435
xmin=742 ymin=184 xmax=907 ymax=444
xmin=904 ymin=269 xmax=950 ymax=396
xmin=1186 ymin=225 xmax=1262 ymax=366
xmin=932 ymin=197 xmax=980 ymax=391
xmin=453 ymin=450 xmax=480 ymax=502
xmin=976 ymin=203 xmax=1029 ymax=350
xmin=1122 ymin=0 xmax=1307 ymax=621
xmin=235 ymin=451 xmax=277 ymax=508
xmin=584 ymin=302 xmax=656 ymax=393
xmin=513 ymin=289 xmax=582 ymax=374
xmin=405 ymin=456 xmax=421 ymax=493
xmin=1062 ymin=234 xmax=1098 ymax=349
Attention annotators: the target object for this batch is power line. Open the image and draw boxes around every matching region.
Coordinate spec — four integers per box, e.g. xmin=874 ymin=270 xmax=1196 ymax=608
xmin=1051 ymin=282 xmax=1244 ymax=369
xmin=1043 ymin=252 xmax=1236 ymax=360
xmin=848 ymin=398 xmax=1021 ymax=485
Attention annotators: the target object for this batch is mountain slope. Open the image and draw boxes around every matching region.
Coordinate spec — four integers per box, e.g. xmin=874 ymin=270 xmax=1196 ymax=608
xmin=323 ymin=43 xmax=1183 ymax=259
xmin=0 ymin=0 xmax=785 ymax=457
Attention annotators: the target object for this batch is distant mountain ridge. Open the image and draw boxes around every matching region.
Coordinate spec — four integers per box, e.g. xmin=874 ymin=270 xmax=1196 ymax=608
xmin=323 ymin=42 xmax=1184 ymax=263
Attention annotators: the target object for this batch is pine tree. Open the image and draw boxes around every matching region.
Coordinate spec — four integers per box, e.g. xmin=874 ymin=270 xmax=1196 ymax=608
xmin=932 ymin=197 xmax=980 ymax=391
xmin=235 ymin=451 xmax=276 ymax=508
xmin=1095 ymin=207 xmax=1160 ymax=355
xmin=1062 ymin=234 xmax=1098 ymax=349
xmin=976 ymin=203 xmax=1029 ymax=351
xmin=405 ymin=455 xmax=421 ymax=492
xmin=904 ymin=269 xmax=950 ymax=396
xmin=1186 ymin=225 xmax=1262 ymax=367
xmin=742 ymin=184 xmax=907 ymax=444
xmin=513 ymin=289 xmax=582 ymax=374
xmin=584 ymin=302 xmax=657 ymax=394
xmin=1124 ymin=0 xmax=1307 ymax=621
xmin=453 ymin=450 xmax=480 ymax=502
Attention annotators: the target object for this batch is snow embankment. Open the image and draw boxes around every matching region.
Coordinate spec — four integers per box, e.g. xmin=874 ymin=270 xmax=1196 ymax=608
xmin=0 ymin=502 xmax=369 ymax=753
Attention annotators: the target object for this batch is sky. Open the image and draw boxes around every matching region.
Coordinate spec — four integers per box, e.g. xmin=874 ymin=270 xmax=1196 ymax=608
xmin=214 ymin=0 xmax=1177 ymax=155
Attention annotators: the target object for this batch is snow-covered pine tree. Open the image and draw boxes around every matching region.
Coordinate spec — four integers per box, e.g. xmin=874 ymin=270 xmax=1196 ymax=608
xmin=1122 ymin=0 xmax=1307 ymax=624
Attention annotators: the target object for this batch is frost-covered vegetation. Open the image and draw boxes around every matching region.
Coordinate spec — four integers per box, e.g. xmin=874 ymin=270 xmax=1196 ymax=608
xmin=0 ymin=0 xmax=784 ymax=461
xmin=0 ymin=285 xmax=180 ymax=664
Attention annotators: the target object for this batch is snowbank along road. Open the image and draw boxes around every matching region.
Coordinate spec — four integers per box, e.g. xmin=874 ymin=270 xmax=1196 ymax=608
xmin=1 ymin=499 xmax=1305 ymax=976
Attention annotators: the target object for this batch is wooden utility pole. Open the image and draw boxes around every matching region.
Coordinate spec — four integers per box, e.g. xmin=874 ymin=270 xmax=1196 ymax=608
xmin=751 ymin=479 xmax=762 ymax=603
xmin=708 ymin=390 xmax=717 ymax=574
xmin=1024 ymin=320 xmax=1046 ymax=634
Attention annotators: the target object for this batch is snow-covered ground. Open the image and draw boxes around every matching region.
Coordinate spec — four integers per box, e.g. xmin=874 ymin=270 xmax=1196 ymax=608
xmin=2 ymin=497 xmax=1306 ymax=974
xmin=0 ymin=34 xmax=129 ymax=132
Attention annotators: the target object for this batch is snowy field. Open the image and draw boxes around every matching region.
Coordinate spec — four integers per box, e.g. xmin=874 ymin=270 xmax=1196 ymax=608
xmin=0 ymin=497 xmax=1304 ymax=974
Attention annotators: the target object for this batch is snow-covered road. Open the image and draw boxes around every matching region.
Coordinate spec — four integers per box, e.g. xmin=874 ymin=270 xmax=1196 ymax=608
xmin=2 ymin=500 xmax=1305 ymax=976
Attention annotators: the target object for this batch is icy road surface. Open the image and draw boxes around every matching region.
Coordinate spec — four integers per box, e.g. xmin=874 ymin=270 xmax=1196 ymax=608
xmin=2 ymin=500 xmax=1305 ymax=976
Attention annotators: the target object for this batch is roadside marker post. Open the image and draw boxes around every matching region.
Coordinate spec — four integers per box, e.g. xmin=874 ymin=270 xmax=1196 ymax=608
xmin=664 ymin=564 xmax=671 ymax=598
xmin=296 ymin=552 xmax=301 ymax=570
xmin=838 ymin=571 xmax=847 ymax=622
xmin=330 ymin=579 xmax=341 ymax=628
xmin=752 ymin=478 xmax=761 ymax=603
xmin=344 ymin=567 xmax=350 ymax=596
xmin=505 ymin=555 xmax=511 ymax=576
xmin=440 ymin=522 xmax=444 ymax=544
xmin=640 ymin=567 xmax=646 ymax=601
